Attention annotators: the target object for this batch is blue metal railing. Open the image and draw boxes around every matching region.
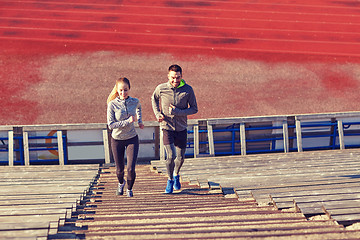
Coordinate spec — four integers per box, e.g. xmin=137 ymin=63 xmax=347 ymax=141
xmin=0 ymin=137 xmax=10 ymax=164
xmin=298 ymin=121 xmax=340 ymax=151
xmin=342 ymin=121 xmax=360 ymax=148
xmin=186 ymin=124 xmax=288 ymax=156
xmin=0 ymin=134 xmax=67 ymax=165
xmin=0 ymin=136 xmax=24 ymax=165
xmin=0 ymin=137 xmax=7 ymax=152
xmin=27 ymin=134 xmax=67 ymax=164
xmin=186 ymin=120 xmax=360 ymax=157
xmin=244 ymin=124 xmax=286 ymax=154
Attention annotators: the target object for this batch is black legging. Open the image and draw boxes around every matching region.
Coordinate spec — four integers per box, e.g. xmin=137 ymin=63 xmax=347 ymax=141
xmin=111 ymin=135 xmax=139 ymax=190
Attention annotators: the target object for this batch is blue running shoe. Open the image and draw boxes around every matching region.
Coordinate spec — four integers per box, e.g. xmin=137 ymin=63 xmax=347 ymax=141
xmin=174 ymin=175 xmax=181 ymax=190
xmin=165 ymin=179 xmax=174 ymax=194
xmin=127 ymin=189 xmax=133 ymax=197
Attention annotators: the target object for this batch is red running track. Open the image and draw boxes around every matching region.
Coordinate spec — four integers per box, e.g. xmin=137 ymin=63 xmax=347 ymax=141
xmin=1 ymin=0 xmax=360 ymax=124
xmin=1 ymin=0 xmax=360 ymax=57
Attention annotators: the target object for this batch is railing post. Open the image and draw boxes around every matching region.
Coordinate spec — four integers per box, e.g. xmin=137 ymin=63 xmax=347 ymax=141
xmin=8 ymin=130 xmax=14 ymax=166
xmin=337 ymin=120 xmax=345 ymax=150
xmin=57 ymin=130 xmax=65 ymax=165
xmin=282 ymin=120 xmax=289 ymax=153
xmin=207 ymin=121 xmax=215 ymax=157
xmin=296 ymin=120 xmax=303 ymax=152
xmin=23 ymin=131 xmax=30 ymax=166
xmin=193 ymin=123 xmax=199 ymax=158
xmin=240 ymin=123 xmax=246 ymax=155
xmin=102 ymin=129 xmax=111 ymax=164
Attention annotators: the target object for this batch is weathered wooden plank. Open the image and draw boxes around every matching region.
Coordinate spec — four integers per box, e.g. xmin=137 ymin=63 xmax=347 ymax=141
xmin=0 ymin=221 xmax=58 ymax=236
xmin=0 ymin=199 xmax=81 ymax=208
xmin=168 ymin=152 xmax=360 ymax=172
xmin=0 ymin=205 xmax=77 ymax=217
xmin=199 ymin=155 xmax=360 ymax=172
xmin=0 ymin=173 xmax=98 ymax=179
xmin=295 ymin=111 xmax=360 ymax=121
xmin=0 ymin=126 xmax=13 ymax=131
xmin=0 ymin=229 xmax=49 ymax=239
xmin=295 ymin=206 xmax=324 ymax=216
xmin=0 ymin=203 xmax=76 ymax=212
xmin=21 ymin=122 xmax=159 ymax=131
xmin=0 ymin=177 xmax=95 ymax=183
xmin=0 ymin=186 xmax=92 ymax=195
xmin=0 ymin=192 xmax=84 ymax=200
xmin=223 ymin=177 xmax=360 ymax=193
xmin=207 ymin=115 xmax=288 ymax=125
xmin=323 ymin=200 xmax=360 ymax=210
xmin=325 ymin=208 xmax=360 ymax=216
xmin=272 ymin=192 xmax=360 ymax=213
xmin=0 ymin=197 xmax=79 ymax=206
xmin=241 ymin=183 xmax=360 ymax=202
xmin=264 ymin=188 xmax=360 ymax=209
xmin=2 ymin=181 xmax=89 ymax=190
xmin=329 ymin=214 xmax=360 ymax=225
xmin=248 ymin=183 xmax=360 ymax=205
xmin=0 ymin=208 xmax=70 ymax=218
xmin=164 ymin=157 xmax=360 ymax=175
xmin=274 ymin=193 xmax=360 ymax=205
xmin=22 ymin=123 xmax=107 ymax=131
xmin=0 ymin=166 xmax=100 ymax=172
xmin=0 ymin=215 xmax=64 ymax=224
xmin=0 ymin=221 xmax=52 ymax=231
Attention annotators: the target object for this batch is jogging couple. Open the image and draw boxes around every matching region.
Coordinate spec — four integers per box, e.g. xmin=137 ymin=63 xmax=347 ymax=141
xmin=107 ymin=64 xmax=198 ymax=197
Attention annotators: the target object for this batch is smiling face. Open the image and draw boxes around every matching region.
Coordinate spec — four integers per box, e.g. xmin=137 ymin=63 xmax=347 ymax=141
xmin=117 ymin=82 xmax=130 ymax=100
xmin=168 ymin=70 xmax=182 ymax=88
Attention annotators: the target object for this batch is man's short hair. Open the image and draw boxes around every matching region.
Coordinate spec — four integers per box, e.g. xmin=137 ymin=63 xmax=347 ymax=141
xmin=168 ymin=64 xmax=182 ymax=74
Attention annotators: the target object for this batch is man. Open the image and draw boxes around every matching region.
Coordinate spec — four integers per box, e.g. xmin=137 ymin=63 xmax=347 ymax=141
xmin=151 ymin=64 xmax=198 ymax=193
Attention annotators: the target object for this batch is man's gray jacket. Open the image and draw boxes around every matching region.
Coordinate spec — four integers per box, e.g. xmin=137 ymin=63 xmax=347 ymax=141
xmin=151 ymin=80 xmax=198 ymax=131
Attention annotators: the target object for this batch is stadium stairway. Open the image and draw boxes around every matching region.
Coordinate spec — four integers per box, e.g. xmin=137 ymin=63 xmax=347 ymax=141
xmin=51 ymin=163 xmax=360 ymax=239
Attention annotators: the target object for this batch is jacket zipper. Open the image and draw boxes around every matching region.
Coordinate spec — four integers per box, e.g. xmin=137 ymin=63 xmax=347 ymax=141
xmin=124 ymin=99 xmax=129 ymax=117
xmin=173 ymin=87 xmax=177 ymax=130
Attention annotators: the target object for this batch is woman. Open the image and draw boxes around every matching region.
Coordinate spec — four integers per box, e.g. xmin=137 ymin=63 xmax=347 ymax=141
xmin=107 ymin=77 xmax=144 ymax=197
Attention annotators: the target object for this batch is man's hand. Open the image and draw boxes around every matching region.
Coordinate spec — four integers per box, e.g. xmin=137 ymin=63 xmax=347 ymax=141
xmin=138 ymin=123 xmax=144 ymax=129
xmin=157 ymin=114 xmax=165 ymax=122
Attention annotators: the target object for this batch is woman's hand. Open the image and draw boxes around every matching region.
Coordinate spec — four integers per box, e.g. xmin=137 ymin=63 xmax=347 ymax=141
xmin=138 ymin=123 xmax=144 ymax=129
xmin=129 ymin=115 xmax=137 ymax=123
